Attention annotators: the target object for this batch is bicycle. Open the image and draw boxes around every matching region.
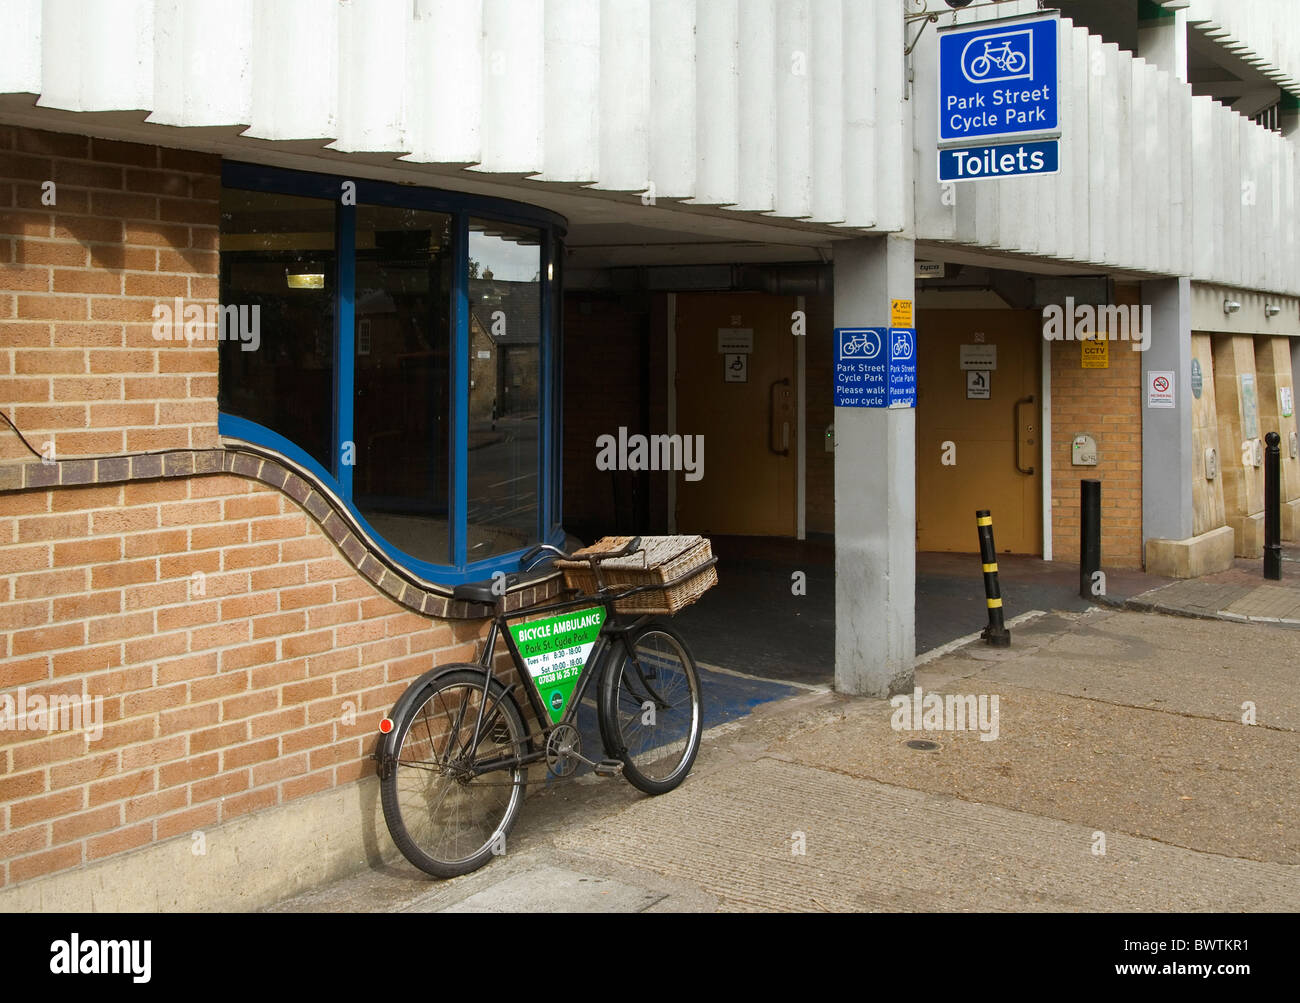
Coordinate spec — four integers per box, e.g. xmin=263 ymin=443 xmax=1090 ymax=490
xmin=374 ymin=536 xmax=711 ymax=878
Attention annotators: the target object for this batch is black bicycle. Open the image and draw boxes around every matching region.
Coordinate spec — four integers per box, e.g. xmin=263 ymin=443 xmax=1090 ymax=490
xmin=374 ymin=536 xmax=708 ymax=878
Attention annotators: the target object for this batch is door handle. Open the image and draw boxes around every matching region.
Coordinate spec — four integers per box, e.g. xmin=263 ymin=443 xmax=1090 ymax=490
xmin=1014 ymin=395 xmax=1035 ymax=475
xmin=769 ymin=378 xmax=791 ymax=456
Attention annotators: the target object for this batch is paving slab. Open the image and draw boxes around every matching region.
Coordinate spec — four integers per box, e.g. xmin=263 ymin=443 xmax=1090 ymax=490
xmin=943 ymin=608 xmax=1300 ymax=729
xmin=1126 ymin=547 xmax=1300 ymax=626
xmin=553 ymin=757 xmax=1300 ymax=912
xmin=433 ymin=865 xmax=665 ymax=913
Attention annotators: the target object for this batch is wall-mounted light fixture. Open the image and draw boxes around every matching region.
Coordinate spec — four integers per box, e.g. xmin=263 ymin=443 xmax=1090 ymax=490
xmin=1223 ymin=299 xmax=1242 ymax=315
xmin=286 ymin=266 xmax=325 ymax=289
xmin=1265 ymin=303 xmax=1281 ymax=318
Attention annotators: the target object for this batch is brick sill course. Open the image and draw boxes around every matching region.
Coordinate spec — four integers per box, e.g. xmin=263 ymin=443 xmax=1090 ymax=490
xmin=0 ymin=448 xmax=563 ymax=621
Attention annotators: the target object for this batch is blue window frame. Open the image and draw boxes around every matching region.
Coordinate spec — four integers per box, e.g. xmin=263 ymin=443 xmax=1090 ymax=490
xmin=218 ymin=162 xmax=567 ymax=585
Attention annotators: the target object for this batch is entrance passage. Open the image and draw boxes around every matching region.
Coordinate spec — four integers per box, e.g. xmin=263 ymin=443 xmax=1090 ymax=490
xmin=674 ymin=293 xmax=798 ymax=536
xmin=916 ymin=309 xmax=1042 ymax=554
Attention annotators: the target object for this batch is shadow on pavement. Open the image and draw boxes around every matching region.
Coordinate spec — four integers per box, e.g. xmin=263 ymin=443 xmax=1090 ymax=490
xmin=670 ymin=536 xmax=1172 ymax=685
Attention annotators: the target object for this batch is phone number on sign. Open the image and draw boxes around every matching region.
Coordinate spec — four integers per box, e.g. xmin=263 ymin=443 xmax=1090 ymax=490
xmin=535 ymin=664 xmax=581 ymax=686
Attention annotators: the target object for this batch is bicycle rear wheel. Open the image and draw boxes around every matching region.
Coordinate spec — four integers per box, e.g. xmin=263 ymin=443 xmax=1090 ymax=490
xmin=599 ymin=623 xmax=702 ymax=795
xmin=380 ymin=669 xmax=527 ymax=878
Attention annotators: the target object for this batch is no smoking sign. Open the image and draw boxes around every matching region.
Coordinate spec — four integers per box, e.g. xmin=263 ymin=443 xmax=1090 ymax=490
xmin=1147 ymin=370 xmax=1175 ymax=409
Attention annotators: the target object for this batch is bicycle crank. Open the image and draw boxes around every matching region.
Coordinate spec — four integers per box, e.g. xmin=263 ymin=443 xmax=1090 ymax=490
xmin=545 ymin=724 xmax=582 ymax=778
xmin=544 ymin=726 xmax=624 ymax=779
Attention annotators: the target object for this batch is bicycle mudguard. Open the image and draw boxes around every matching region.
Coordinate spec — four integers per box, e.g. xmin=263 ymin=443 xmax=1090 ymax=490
xmin=371 ymin=663 xmax=522 ymax=780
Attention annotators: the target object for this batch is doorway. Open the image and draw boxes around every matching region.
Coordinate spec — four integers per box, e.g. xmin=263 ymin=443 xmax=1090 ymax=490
xmin=915 ymin=309 xmax=1042 ymax=553
xmin=673 ymin=292 xmax=799 ymax=536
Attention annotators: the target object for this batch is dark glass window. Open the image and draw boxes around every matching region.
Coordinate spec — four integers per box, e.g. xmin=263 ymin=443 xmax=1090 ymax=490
xmin=353 ymin=206 xmax=454 ymax=566
xmin=218 ymin=190 xmax=336 ymax=472
xmin=216 ymin=164 xmax=565 ymax=583
xmin=467 ymin=220 xmax=542 ymax=559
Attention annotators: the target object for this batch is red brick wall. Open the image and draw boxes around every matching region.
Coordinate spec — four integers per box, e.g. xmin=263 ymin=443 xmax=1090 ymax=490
xmin=1048 ymin=285 xmax=1144 ymax=568
xmin=0 ymin=127 xmax=220 ymax=463
xmin=0 ymin=473 xmax=490 ymax=888
xmin=0 ymin=128 xmax=509 ymax=891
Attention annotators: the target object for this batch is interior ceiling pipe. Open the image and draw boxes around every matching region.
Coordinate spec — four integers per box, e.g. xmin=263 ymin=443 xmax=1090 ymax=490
xmin=584 ymin=262 xmax=834 ymax=295
xmin=747 ymin=263 xmax=833 ymax=297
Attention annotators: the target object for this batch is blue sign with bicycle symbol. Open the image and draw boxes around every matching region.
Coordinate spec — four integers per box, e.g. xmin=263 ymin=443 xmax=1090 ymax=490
xmin=938 ymin=14 xmax=1058 ymax=144
xmin=839 ymin=328 xmax=883 ymax=361
xmin=834 ymin=327 xmax=916 ymax=409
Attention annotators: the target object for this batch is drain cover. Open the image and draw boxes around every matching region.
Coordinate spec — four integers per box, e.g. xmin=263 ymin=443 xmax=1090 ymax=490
xmin=905 ymin=739 xmax=941 ymax=752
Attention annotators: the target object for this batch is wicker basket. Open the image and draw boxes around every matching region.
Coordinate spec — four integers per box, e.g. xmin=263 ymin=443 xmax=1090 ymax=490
xmin=554 ymin=535 xmax=718 ymax=615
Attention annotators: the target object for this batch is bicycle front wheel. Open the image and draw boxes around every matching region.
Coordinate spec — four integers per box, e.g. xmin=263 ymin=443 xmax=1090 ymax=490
xmin=599 ymin=623 xmax=702 ymax=795
xmin=380 ymin=669 xmax=528 ymax=878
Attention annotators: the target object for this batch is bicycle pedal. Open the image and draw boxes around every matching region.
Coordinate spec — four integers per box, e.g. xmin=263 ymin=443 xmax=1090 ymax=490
xmin=593 ymin=759 xmax=624 ymax=777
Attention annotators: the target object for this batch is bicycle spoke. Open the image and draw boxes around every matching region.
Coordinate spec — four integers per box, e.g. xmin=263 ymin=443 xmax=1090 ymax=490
xmin=383 ymin=675 xmax=527 ymax=875
xmin=607 ymin=628 xmax=700 ymax=790
xmin=445 ymin=686 xmax=470 ymax=763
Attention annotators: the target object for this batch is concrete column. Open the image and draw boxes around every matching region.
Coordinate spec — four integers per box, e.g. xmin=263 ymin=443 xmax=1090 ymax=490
xmin=1141 ymin=278 xmax=1195 ymax=545
xmin=832 ymin=235 xmax=914 ymax=698
xmin=1137 ymin=6 xmax=1187 ymax=83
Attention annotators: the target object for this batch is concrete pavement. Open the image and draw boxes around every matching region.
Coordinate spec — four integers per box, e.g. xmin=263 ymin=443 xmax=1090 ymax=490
xmin=269 ymin=606 xmax=1300 ymax=912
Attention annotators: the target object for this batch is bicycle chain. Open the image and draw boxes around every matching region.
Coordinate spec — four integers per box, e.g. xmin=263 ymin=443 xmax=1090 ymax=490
xmin=395 ymin=738 xmax=588 ymax=788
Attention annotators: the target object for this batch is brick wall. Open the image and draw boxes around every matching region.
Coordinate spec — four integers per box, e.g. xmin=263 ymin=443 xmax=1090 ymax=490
xmin=1048 ymin=285 xmax=1144 ymax=568
xmin=0 ymin=128 xmax=517 ymax=891
xmin=0 ymin=127 xmax=220 ymax=463
xmin=0 ymin=472 xmax=496 ymax=888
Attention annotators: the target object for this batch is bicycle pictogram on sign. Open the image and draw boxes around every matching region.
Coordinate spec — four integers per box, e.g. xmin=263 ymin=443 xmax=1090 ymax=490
xmin=891 ymin=330 xmax=915 ymax=362
xmin=838 ymin=328 xmax=882 ymax=361
xmin=961 ymin=29 xmax=1034 ymax=84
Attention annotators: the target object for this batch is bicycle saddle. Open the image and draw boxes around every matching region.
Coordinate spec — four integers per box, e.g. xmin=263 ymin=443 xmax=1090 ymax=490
xmin=452 ymin=568 xmax=554 ymax=605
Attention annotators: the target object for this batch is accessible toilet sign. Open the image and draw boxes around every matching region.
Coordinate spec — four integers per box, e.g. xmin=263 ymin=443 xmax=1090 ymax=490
xmin=938 ymin=13 xmax=1060 ymax=182
xmin=834 ymin=327 xmax=916 ymax=409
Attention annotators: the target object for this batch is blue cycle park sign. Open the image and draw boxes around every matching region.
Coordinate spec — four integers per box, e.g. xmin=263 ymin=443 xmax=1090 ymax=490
xmin=937 ymin=13 xmax=1059 ymax=182
xmin=834 ymin=328 xmax=916 ymax=409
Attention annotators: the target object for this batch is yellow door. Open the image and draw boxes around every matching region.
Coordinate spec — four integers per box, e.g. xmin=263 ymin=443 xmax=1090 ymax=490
xmin=674 ymin=293 xmax=798 ymax=536
xmin=916 ymin=310 xmax=1042 ymax=553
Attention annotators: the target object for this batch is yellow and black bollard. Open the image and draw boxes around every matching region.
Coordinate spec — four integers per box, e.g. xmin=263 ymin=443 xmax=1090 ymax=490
xmin=975 ymin=509 xmax=1011 ymax=647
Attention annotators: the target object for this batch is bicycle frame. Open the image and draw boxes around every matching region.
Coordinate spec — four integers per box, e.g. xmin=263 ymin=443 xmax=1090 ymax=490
xmin=456 ymin=592 xmax=653 ymax=779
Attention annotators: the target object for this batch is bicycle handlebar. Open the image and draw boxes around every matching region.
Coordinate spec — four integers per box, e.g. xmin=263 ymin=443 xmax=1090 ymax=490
xmin=518 ymin=543 xmax=565 ymax=571
xmin=518 ymin=536 xmax=643 ymax=572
